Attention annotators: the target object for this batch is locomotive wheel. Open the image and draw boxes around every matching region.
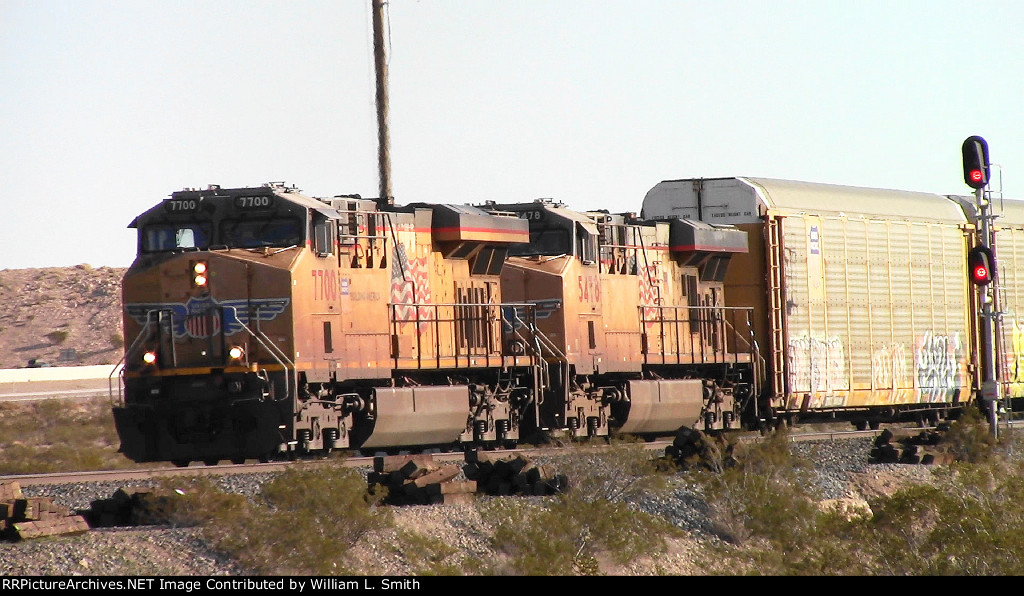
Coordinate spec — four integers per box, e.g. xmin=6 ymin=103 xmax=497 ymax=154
xmin=203 ymin=458 xmax=219 ymax=466
xmin=172 ymin=459 xmax=190 ymax=468
xmin=869 ymin=420 xmax=880 ymax=430
xmin=231 ymin=457 xmax=246 ymax=464
xmin=258 ymin=453 xmax=271 ymax=463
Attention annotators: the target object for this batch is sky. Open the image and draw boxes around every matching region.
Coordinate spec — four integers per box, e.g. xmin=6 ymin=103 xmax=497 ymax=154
xmin=1 ymin=0 xmax=1022 ymax=270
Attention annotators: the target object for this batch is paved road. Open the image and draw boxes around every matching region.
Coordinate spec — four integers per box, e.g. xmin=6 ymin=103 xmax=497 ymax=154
xmin=0 ymin=365 xmax=119 ymax=402
xmin=0 ymin=387 xmax=113 ymax=403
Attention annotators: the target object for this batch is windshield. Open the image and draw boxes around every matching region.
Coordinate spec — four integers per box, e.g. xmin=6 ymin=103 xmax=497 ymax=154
xmin=507 ymin=228 xmax=570 ymax=257
xmin=220 ymin=218 xmax=303 ymax=248
xmin=141 ymin=224 xmax=211 ymax=252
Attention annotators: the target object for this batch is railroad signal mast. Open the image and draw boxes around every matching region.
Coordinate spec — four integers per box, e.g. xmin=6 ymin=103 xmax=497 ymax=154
xmin=963 ymin=135 xmax=1001 ymax=436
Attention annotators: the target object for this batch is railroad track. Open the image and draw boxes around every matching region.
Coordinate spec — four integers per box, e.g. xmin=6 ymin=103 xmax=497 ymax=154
xmin=1 ymin=427 xmax=895 ymax=488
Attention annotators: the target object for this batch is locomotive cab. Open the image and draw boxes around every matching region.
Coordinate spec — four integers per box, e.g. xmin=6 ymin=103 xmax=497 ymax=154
xmin=114 ymin=185 xmax=319 ymax=465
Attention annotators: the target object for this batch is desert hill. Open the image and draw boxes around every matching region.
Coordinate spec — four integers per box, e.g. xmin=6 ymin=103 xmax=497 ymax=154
xmin=0 ymin=266 xmax=126 ymax=370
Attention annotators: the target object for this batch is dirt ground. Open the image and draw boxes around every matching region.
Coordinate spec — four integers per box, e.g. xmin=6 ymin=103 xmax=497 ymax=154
xmin=0 ymin=266 xmax=125 ymax=369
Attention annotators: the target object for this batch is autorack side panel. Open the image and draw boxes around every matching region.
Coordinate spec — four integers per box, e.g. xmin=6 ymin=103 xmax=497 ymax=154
xmin=781 ymin=213 xmax=971 ymax=409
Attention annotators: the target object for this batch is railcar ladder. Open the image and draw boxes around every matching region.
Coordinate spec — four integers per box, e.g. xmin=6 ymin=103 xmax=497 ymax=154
xmin=766 ymin=218 xmax=786 ymax=405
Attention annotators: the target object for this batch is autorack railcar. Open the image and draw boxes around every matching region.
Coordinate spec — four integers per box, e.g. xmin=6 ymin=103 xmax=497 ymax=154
xmin=642 ymin=177 xmax=979 ymax=428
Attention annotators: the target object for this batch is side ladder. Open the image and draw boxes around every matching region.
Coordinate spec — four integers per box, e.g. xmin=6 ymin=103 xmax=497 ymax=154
xmin=766 ymin=217 xmax=787 ymax=408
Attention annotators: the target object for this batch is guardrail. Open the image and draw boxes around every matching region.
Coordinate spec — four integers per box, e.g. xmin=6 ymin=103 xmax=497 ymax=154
xmin=0 ymin=364 xmax=123 ymax=395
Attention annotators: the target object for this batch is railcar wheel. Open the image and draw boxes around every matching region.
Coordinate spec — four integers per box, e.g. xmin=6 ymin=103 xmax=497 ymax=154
xmin=258 ymin=453 xmax=271 ymax=463
xmin=868 ymin=420 xmax=880 ymax=431
xmin=172 ymin=459 xmax=190 ymax=468
xmin=231 ymin=457 xmax=246 ymax=464
xmin=203 ymin=458 xmax=219 ymax=466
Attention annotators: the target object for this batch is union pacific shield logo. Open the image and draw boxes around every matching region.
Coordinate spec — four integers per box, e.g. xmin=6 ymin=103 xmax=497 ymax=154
xmin=126 ymin=297 xmax=290 ymax=338
xmin=502 ymin=299 xmax=562 ymax=332
xmin=185 ymin=312 xmax=221 ymax=338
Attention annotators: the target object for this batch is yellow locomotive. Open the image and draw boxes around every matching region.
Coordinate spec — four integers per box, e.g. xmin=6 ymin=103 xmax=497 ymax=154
xmin=112 ymin=183 xmax=756 ymax=465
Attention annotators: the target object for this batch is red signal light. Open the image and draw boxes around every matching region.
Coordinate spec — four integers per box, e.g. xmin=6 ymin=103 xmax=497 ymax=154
xmin=970 ymin=169 xmax=984 ymax=183
xmin=968 ymin=245 xmax=995 ymax=286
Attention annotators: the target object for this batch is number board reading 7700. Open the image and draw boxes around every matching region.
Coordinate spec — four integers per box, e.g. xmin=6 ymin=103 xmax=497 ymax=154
xmin=234 ymin=195 xmax=275 ymax=210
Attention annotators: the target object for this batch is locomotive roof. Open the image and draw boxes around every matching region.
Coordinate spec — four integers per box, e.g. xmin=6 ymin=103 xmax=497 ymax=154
xmin=483 ymin=200 xmax=600 ymax=234
xmin=129 ymin=184 xmax=333 ymax=228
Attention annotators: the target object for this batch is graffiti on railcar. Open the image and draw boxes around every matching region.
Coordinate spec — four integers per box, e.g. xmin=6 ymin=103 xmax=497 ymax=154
xmin=787 ymin=334 xmax=849 ymax=395
xmin=915 ymin=331 xmax=963 ymax=402
xmin=871 ymin=342 xmax=908 ymax=391
xmin=1005 ymin=320 xmax=1024 ymax=398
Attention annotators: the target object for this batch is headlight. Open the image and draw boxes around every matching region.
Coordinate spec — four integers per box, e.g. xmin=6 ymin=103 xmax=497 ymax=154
xmin=191 ymin=260 xmax=209 ymax=287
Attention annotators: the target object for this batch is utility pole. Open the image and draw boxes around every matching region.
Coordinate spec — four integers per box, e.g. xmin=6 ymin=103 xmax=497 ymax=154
xmin=372 ymin=0 xmax=393 ymax=206
xmin=963 ymin=135 xmax=999 ymax=437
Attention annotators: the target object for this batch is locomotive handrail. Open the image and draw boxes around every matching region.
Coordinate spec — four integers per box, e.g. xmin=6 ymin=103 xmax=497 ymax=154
xmin=500 ymin=303 xmax=566 ymax=362
xmin=108 ymin=309 xmax=162 ymax=407
xmin=222 ymin=305 xmax=296 ymax=403
xmin=387 ymin=300 xmax=567 ymax=368
xmin=639 ymin=304 xmax=757 ymax=364
xmin=111 ymin=308 xmax=181 ymax=406
xmin=269 ymin=245 xmax=297 ymax=255
xmin=499 ymin=302 xmax=565 ymax=423
xmin=720 ymin=309 xmax=767 ymax=413
xmin=634 ymin=224 xmax=663 ymax=304
xmin=381 ymin=212 xmax=408 ymax=281
xmin=750 ymin=337 xmax=766 ymax=418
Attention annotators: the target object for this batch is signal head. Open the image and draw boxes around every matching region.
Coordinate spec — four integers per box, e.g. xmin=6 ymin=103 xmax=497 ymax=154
xmin=962 ymin=135 xmax=991 ymax=190
xmin=968 ymin=245 xmax=995 ymax=286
